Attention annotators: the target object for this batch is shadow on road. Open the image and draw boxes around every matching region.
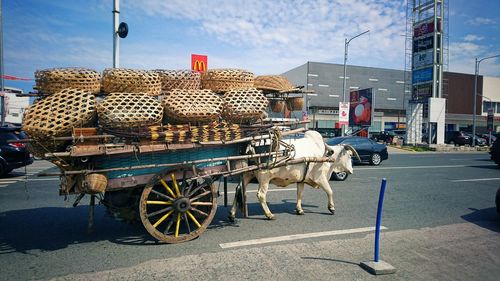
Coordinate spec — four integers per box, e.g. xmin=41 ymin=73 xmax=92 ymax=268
xmin=301 ymin=256 xmax=360 ymax=266
xmin=467 ymin=165 xmax=500 ymax=171
xmin=0 ymin=205 xmax=155 ymax=254
xmin=461 ymin=207 xmax=500 ymax=233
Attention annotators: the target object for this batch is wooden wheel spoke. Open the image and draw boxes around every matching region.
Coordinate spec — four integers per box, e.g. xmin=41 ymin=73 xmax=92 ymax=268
xmin=191 ymin=202 xmax=213 ymax=206
xmin=164 ymin=216 xmax=175 ymax=235
xmin=175 ymin=213 xmax=181 ymax=238
xmin=184 ymin=179 xmax=196 ymax=197
xmin=146 ymin=200 xmax=172 ymax=205
xmin=151 ymin=189 xmax=175 ymax=202
xmin=189 ymin=190 xmax=211 ymax=203
xmin=187 ymin=183 xmax=205 ymax=198
xmin=171 ymin=173 xmax=182 ymax=197
xmin=180 ymin=169 xmax=188 ymax=194
xmin=152 ymin=209 xmax=174 ymax=228
xmin=183 ymin=213 xmax=191 ymax=234
xmin=186 ymin=210 xmax=201 ymax=228
xmin=147 ymin=206 xmax=173 ymax=218
xmin=189 ymin=206 xmax=208 ymax=217
xmin=160 ymin=179 xmax=177 ymax=198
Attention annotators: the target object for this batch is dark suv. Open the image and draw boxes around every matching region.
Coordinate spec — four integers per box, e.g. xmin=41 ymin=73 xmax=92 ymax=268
xmin=0 ymin=127 xmax=33 ymax=176
xmin=445 ymin=131 xmax=472 ymax=146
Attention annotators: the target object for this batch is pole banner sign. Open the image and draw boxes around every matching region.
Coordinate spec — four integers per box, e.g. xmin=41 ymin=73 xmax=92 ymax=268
xmin=487 ymin=108 xmax=494 ymax=132
xmin=412 ymin=67 xmax=433 ymax=84
xmin=338 ymin=102 xmax=349 ymax=126
xmin=413 ymin=19 xmax=441 ymax=38
xmin=191 ymin=54 xmax=208 ymax=72
xmin=349 ymin=88 xmax=373 ymax=127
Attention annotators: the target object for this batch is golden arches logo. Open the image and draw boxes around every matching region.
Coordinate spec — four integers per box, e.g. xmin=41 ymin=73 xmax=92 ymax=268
xmin=193 ymin=60 xmax=206 ymax=72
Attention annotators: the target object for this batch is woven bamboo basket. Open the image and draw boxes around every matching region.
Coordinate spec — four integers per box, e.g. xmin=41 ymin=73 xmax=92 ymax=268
xmin=286 ymin=97 xmax=304 ymax=111
xmin=153 ymin=70 xmax=201 ymax=91
xmin=201 ymin=69 xmax=254 ymax=93
xmin=223 ymin=88 xmax=268 ymax=123
xmin=97 ymin=93 xmax=163 ymax=128
xmin=83 ymin=173 xmax=108 ymax=194
xmin=254 ymin=75 xmax=297 ymax=93
xmin=102 ymin=68 xmax=162 ymax=96
xmin=35 ymin=67 xmax=101 ymax=95
xmin=22 ymin=88 xmax=97 ymax=138
xmin=162 ymin=89 xmax=223 ymax=124
xmin=270 ymin=99 xmax=285 ymax=113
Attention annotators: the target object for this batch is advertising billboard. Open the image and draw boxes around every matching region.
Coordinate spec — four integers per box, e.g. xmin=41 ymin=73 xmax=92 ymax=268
xmin=191 ymin=54 xmax=208 ymax=72
xmin=412 ymin=83 xmax=433 ymax=102
xmin=412 ymin=67 xmax=433 ymax=84
xmin=413 ymin=19 xmax=441 ymax=38
xmin=412 ymin=35 xmax=434 ymax=53
xmin=349 ymin=88 xmax=372 ymax=127
xmin=413 ymin=49 xmax=433 ymax=69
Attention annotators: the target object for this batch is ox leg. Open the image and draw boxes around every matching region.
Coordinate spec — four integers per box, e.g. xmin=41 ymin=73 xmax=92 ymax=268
xmin=256 ymin=180 xmax=275 ymax=220
xmin=228 ymin=173 xmax=252 ymax=222
xmin=318 ymin=177 xmax=336 ymax=215
xmin=295 ymin=182 xmax=305 ymax=215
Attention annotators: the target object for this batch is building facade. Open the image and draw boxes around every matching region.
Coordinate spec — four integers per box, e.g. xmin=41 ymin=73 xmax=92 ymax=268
xmin=282 ymin=62 xmax=500 ymax=137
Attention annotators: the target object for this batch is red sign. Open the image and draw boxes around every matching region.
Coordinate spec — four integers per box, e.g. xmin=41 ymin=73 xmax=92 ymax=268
xmin=413 ymin=19 xmax=440 ymax=38
xmin=1 ymin=75 xmax=32 ymax=81
xmin=349 ymin=88 xmax=373 ymax=127
xmin=191 ymin=54 xmax=207 ymax=72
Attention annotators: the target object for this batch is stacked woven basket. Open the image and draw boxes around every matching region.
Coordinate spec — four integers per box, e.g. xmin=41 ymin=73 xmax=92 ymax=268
xmin=24 ymin=67 xmax=308 ymax=157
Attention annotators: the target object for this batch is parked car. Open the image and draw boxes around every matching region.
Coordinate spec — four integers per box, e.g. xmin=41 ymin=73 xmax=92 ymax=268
xmin=445 ymin=131 xmax=471 ymax=146
xmin=490 ymin=138 xmax=500 ymax=166
xmin=463 ymin=132 xmax=487 ymax=146
xmin=478 ymin=133 xmax=497 ymax=146
xmin=372 ymin=130 xmax=405 ymax=144
xmin=0 ymin=127 xmax=34 ymax=176
xmin=326 ymin=136 xmax=388 ymax=166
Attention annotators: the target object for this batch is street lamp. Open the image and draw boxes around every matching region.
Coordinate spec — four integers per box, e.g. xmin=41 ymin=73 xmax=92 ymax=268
xmin=342 ymin=30 xmax=370 ymax=136
xmin=472 ymin=54 xmax=500 ymax=147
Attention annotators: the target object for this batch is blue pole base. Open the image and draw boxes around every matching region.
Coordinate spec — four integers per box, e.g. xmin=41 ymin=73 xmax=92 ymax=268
xmin=360 ymin=260 xmax=396 ymax=275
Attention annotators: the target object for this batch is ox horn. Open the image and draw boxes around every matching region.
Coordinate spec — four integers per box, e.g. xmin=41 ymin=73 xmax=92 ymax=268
xmin=343 ymin=144 xmax=361 ymax=161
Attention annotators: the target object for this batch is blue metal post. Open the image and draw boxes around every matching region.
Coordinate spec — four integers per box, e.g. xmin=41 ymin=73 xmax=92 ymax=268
xmin=374 ymin=178 xmax=387 ymax=262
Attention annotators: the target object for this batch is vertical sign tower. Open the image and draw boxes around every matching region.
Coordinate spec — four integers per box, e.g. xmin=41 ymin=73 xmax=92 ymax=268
xmin=405 ymin=0 xmax=448 ymax=144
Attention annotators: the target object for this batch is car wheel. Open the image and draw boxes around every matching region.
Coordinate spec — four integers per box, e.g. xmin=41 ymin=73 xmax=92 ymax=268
xmin=370 ymin=153 xmax=382 ymax=166
xmin=449 ymin=140 xmax=455 ymax=146
xmin=332 ymin=171 xmax=348 ymax=181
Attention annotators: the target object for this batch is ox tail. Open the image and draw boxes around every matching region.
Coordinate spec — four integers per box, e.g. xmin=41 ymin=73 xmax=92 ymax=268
xmin=343 ymin=144 xmax=361 ymax=161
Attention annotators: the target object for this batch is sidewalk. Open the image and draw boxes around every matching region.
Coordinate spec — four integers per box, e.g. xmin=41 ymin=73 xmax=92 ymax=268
xmin=53 ymin=222 xmax=500 ymax=281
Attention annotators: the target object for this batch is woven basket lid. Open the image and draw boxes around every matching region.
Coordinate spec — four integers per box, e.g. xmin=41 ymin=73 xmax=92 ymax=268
xmin=254 ymin=75 xmax=298 ymax=93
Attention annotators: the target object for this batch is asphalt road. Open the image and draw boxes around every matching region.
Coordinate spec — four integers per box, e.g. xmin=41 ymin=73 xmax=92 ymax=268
xmin=0 ymin=151 xmax=499 ymax=280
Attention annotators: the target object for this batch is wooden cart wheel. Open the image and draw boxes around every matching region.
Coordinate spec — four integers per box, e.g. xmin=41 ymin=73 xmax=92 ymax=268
xmin=139 ymin=168 xmax=217 ymax=243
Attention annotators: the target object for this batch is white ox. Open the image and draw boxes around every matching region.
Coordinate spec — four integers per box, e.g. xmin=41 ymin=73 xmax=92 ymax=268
xmin=229 ymin=130 xmax=359 ymax=220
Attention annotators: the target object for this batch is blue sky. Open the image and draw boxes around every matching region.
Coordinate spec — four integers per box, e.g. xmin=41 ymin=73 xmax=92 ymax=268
xmin=3 ymin=0 xmax=500 ymax=93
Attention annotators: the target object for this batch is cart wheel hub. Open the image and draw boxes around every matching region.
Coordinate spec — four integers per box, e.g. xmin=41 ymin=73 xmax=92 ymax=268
xmin=174 ymin=197 xmax=191 ymax=212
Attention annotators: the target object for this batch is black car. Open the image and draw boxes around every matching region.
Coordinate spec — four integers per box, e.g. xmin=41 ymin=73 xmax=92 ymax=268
xmin=0 ymin=127 xmax=34 ymax=176
xmin=490 ymin=138 xmax=500 ymax=166
xmin=326 ymin=136 xmax=388 ymax=166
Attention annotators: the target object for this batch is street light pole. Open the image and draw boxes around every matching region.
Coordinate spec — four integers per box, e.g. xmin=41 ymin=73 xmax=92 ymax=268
xmin=341 ymin=30 xmax=369 ymax=136
xmin=472 ymin=54 xmax=500 ymax=147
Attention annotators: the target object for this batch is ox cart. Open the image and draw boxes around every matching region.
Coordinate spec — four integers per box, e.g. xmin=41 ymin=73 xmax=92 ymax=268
xmin=32 ymin=122 xmax=332 ymax=243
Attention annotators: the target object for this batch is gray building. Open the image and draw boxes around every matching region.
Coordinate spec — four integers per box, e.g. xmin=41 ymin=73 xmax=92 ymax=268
xmin=282 ymin=61 xmax=411 ymax=132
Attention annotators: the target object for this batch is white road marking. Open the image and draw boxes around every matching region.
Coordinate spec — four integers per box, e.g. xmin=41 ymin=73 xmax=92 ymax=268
xmin=0 ymin=180 xmax=18 ymax=184
xmin=356 ymin=164 xmax=495 ymax=171
xmin=219 ymin=226 xmax=387 ymax=249
xmin=451 ymin=178 xmax=500 ymax=182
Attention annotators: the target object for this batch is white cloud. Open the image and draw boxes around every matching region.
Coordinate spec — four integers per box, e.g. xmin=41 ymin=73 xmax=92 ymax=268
xmin=128 ymin=0 xmax=407 ymax=72
xmin=463 ymin=34 xmax=484 ymax=42
xmin=466 ymin=17 xmax=496 ymax=26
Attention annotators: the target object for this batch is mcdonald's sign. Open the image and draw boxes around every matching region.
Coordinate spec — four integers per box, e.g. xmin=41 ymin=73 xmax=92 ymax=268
xmin=191 ymin=54 xmax=208 ymax=72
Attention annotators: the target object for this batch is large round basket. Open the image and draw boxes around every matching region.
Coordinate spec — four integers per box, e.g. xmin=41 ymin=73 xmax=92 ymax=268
xmin=35 ymin=67 xmax=101 ymax=95
xmin=201 ymin=69 xmax=254 ymax=93
xmin=153 ymin=70 xmax=201 ymax=91
xmin=254 ymin=75 xmax=297 ymax=93
xmin=223 ymin=88 xmax=268 ymax=123
xmin=270 ymin=99 xmax=285 ymax=113
xmin=22 ymin=88 xmax=97 ymax=138
xmin=286 ymin=97 xmax=304 ymax=111
xmin=97 ymin=93 xmax=163 ymax=128
xmin=102 ymin=68 xmax=162 ymax=96
xmin=162 ymin=89 xmax=223 ymax=124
